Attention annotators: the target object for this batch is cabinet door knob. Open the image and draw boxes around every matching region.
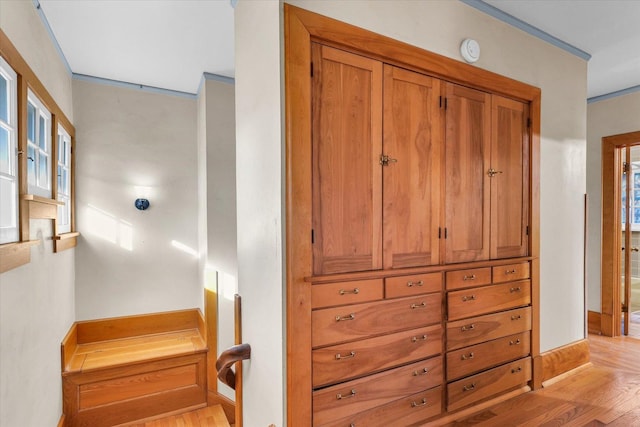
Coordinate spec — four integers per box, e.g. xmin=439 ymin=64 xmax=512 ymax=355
xmin=335 ymin=351 xmax=356 ymax=360
xmin=411 ymin=398 xmax=428 ymax=407
xmin=335 ymin=313 xmax=355 ymax=322
xmin=463 ymin=382 xmax=476 ymax=392
xmin=380 ymin=154 xmax=398 ymax=166
xmin=336 ymin=389 xmax=357 ymax=400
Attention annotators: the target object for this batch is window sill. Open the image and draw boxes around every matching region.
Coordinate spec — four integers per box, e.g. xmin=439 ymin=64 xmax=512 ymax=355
xmin=22 ymin=194 xmax=64 ymax=219
xmin=53 ymin=232 xmax=80 ymax=253
xmin=0 ymin=240 xmax=41 ymax=274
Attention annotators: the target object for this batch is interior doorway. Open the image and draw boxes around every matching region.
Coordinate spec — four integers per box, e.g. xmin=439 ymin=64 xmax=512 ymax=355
xmin=601 ymin=130 xmax=640 ymax=337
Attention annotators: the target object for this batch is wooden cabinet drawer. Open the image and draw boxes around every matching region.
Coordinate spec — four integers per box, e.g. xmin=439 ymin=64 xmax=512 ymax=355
xmin=385 ymin=273 xmax=442 ymax=298
xmin=445 ymin=268 xmax=491 ymax=291
xmin=312 ymin=294 xmax=441 ymax=348
xmin=313 ymin=325 xmax=442 ymax=388
xmin=320 ymin=386 xmax=442 ymax=427
xmin=312 ymin=279 xmax=384 ymax=309
xmin=313 ymin=357 xmax=442 ymax=425
xmin=446 ymin=306 xmax=531 ymax=351
xmin=446 ymin=331 xmax=531 ymax=381
xmin=447 ymin=280 xmax=531 ymax=321
xmin=447 ymin=357 xmax=531 ymax=411
xmin=492 ymin=262 xmax=530 ymax=283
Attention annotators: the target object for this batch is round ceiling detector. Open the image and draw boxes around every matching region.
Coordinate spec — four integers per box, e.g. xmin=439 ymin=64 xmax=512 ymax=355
xmin=460 ymin=38 xmax=480 ymax=63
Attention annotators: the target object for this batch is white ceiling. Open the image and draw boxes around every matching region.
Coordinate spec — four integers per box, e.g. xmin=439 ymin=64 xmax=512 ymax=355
xmin=38 ymin=0 xmax=640 ymax=98
xmin=39 ymin=0 xmax=235 ymax=94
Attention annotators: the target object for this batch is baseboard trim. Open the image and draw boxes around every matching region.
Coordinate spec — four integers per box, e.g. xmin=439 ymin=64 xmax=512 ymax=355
xmin=57 ymin=414 xmax=65 ymax=427
xmin=540 ymin=338 xmax=590 ymax=384
xmin=208 ymin=391 xmax=236 ymax=425
xmin=588 ymin=311 xmax=602 ymax=335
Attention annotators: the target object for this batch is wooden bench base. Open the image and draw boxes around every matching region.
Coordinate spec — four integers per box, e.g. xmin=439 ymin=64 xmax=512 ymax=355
xmin=61 ymin=310 xmax=208 ymax=427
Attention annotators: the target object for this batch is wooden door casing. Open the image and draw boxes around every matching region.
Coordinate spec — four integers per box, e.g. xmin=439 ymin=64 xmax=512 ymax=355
xmin=444 ymin=83 xmax=491 ymax=264
xmin=491 ymin=95 xmax=529 ymax=259
xmin=382 ymin=65 xmax=443 ymax=269
xmin=311 ymin=44 xmax=383 ymax=275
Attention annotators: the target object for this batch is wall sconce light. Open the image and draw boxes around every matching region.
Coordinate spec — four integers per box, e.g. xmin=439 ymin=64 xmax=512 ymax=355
xmin=134 ymin=186 xmax=152 ymax=211
xmin=135 ymin=198 xmax=150 ymax=210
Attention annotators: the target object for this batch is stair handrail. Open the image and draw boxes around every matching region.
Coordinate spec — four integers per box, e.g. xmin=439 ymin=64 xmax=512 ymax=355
xmin=216 ymin=342 xmax=251 ymax=390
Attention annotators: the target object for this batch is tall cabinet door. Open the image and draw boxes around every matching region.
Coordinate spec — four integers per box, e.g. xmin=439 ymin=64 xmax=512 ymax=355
xmin=444 ymin=83 xmax=491 ymax=264
xmin=490 ymin=95 xmax=530 ymax=259
xmin=311 ymin=44 xmax=383 ymax=275
xmin=382 ymin=65 xmax=442 ymax=269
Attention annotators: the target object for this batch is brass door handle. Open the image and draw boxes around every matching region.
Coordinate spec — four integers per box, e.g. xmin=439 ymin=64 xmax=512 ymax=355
xmin=380 ymin=154 xmax=397 ymax=166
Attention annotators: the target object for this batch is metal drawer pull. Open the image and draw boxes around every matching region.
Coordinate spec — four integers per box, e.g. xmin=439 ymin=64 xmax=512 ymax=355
xmin=407 ymin=280 xmax=424 ymax=287
xmin=462 ymin=295 xmax=476 ymax=302
xmin=461 ymin=324 xmax=475 ymax=332
xmin=413 ymin=368 xmax=429 ymax=376
xmin=339 ymin=288 xmax=360 ymax=295
xmin=511 ymin=366 xmax=522 ymax=374
xmin=510 ymin=286 xmax=521 ymax=293
xmin=511 ymin=314 xmax=521 ymax=321
xmin=411 ymin=302 xmax=427 ymax=309
xmin=335 ymin=351 xmax=356 ymax=360
xmin=463 ymin=383 xmax=476 ymax=392
xmin=505 ymin=269 xmax=517 ymax=274
xmin=411 ymin=398 xmax=428 ymax=407
xmin=463 ymin=274 xmax=476 ymax=281
xmin=510 ymin=338 xmax=521 ymax=345
xmin=335 ymin=313 xmax=355 ymax=322
xmin=411 ymin=334 xmax=428 ymax=343
xmin=461 ymin=352 xmax=474 ymax=360
xmin=336 ymin=389 xmax=357 ymax=400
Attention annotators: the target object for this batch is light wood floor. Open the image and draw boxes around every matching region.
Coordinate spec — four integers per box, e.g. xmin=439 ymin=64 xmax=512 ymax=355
xmin=128 ymin=405 xmax=230 ymax=427
xmin=138 ymin=335 xmax=640 ymax=426
xmin=447 ymin=334 xmax=640 ymax=426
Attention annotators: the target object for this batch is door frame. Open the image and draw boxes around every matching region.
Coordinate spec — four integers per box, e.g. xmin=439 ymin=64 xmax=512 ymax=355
xmin=601 ymin=130 xmax=640 ymax=336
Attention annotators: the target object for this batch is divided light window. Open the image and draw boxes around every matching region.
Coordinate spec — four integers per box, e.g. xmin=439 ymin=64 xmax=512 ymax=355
xmin=0 ymin=56 xmax=18 ymax=245
xmin=57 ymin=125 xmax=72 ymax=233
xmin=27 ymin=90 xmax=52 ymax=198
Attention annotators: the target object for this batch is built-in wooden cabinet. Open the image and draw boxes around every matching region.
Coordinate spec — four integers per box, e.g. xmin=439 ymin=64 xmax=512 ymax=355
xmin=285 ymin=5 xmax=540 ymax=426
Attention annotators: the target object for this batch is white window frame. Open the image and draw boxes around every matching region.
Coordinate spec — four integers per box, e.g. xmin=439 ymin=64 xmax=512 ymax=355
xmin=0 ymin=56 xmax=19 ymax=245
xmin=56 ymin=125 xmax=72 ymax=234
xmin=26 ymin=89 xmax=52 ymax=198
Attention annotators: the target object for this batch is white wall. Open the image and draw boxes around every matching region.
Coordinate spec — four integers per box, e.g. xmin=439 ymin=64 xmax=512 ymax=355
xmin=587 ymin=91 xmax=640 ymax=312
xmin=0 ymin=2 xmax=75 ymax=426
xmin=235 ymin=1 xmax=284 ymax=425
xmin=234 ymin=1 xmax=588 ymax=423
xmin=73 ymin=79 xmax=201 ymax=320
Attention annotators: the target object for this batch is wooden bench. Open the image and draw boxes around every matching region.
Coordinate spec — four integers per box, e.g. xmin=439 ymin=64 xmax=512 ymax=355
xmin=61 ymin=309 xmax=208 ymax=427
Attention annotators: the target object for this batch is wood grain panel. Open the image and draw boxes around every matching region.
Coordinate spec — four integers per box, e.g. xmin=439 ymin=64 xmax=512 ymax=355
xmin=312 ymin=325 xmax=441 ymax=388
xmin=312 ymin=294 xmax=441 ymax=348
xmin=490 ymin=95 xmax=529 ymax=259
xmin=492 ymin=261 xmax=530 ymax=283
xmin=446 ymin=306 xmax=532 ymax=351
xmin=444 ymin=83 xmax=491 ymax=264
xmin=312 ymin=44 xmax=383 ymax=275
xmin=446 ymin=331 xmax=531 ymax=381
xmin=447 ymin=280 xmax=531 ymax=321
xmin=322 ymin=386 xmax=442 ymax=427
xmin=447 ymin=357 xmax=531 ymax=411
xmin=79 ymin=364 xmax=197 ymax=409
xmin=540 ymin=338 xmax=590 ymax=383
xmin=313 ymin=357 xmax=442 ymax=425
xmin=588 ymin=310 xmax=602 ymax=335
xmin=385 ymin=272 xmax=442 ymax=298
xmin=311 ymin=279 xmax=383 ymax=309
xmin=446 ymin=267 xmax=492 ymax=290
xmin=75 ymin=309 xmax=202 ymax=344
xmin=382 ymin=65 xmax=442 ymax=269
